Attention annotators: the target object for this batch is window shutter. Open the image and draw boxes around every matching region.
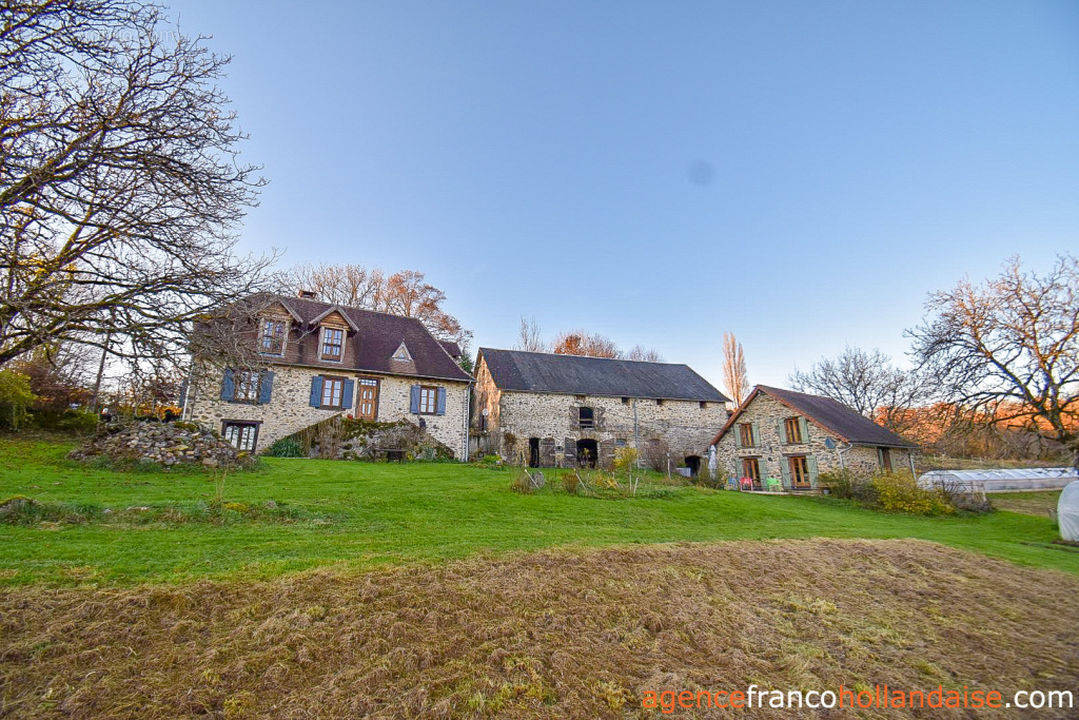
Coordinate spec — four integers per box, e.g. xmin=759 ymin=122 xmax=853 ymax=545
xmin=807 ymin=455 xmax=819 ymax=487
xmin=342 ymin=378 xmax=355 ymax=410
xmin=310 ymin=376 xmax=323 ymax=407
xmin=220 ymin=369 xmax=235 ymax=401
xmin=258 ymin=371 xmax=274 ymax=404
xmin=798 ymin=417 xmax=810 ymax=444
xmin=410 ymin=385 xmax=420 ymax=414
xmin=435 ymin=387 xmax=446 ymax=415
xmin=779 ymin=459 xmax=791 ymax=489
xmin=757 ymin=457 xmax=768 ymax=482
xmin=777 ymin=419 xmax=787 ymax=444
xmin=750 ymin=423 xmax=760 ymax=447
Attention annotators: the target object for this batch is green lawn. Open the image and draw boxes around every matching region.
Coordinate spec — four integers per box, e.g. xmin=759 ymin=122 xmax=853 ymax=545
xmin=1 ymin=436 xmax=1076 ymax=586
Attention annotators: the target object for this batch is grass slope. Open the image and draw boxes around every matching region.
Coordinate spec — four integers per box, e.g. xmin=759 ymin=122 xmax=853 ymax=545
xmin=1 ymin=437 xmax=1077 ymax=586
xmin=3 ymin=540 xmax=1078 ymax=719
xmin=988 ymin=490 xmax=1062 ymax=518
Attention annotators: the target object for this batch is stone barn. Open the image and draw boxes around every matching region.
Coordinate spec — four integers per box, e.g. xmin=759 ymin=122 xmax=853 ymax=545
xmin=710 ymin=385 xmax=918 ymax=490
xmin=473 ymin=348 xmax=728 ymax=471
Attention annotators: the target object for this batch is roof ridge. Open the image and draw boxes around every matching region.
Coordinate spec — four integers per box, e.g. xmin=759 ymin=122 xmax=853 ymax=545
xmin=478 ymin=346 xmax=688 ymax=368
xmin=282 ymin=294 xmax=431 ymax=324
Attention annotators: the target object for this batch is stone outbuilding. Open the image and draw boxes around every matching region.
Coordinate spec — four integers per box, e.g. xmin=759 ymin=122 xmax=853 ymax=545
xmin=710 ymin=385 xmax=918 ymax=490
xmin=473 ymin=348 xmax=729 ymax=472
xmin=183 ymin=293 xmax=473 ymax=458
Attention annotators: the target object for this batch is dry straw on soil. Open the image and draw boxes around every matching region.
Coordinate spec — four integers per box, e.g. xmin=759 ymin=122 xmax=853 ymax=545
xmin=3 ymin=539 xmax=1078 ymax=719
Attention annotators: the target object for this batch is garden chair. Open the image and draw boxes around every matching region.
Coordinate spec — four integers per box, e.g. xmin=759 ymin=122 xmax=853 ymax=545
xmin=765 ymin=477 xmax=782 ymax=492
xmin=739 ymin=476 xmax=753 ymax=491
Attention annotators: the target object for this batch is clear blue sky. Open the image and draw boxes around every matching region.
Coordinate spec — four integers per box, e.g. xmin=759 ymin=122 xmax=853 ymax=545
xmin=178 ymin=1 xmax=1079 ymax=389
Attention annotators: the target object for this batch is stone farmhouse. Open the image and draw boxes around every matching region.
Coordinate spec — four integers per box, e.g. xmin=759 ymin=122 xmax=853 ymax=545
xmin=182 ymin=293 xmax=473 ymax=458
xmin=473 ymin=348 xmax=729 ymax=472
xmin=710 ymin=385 xmax=917 ymax=490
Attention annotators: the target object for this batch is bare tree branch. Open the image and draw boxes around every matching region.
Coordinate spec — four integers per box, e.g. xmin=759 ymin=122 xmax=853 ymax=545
xmin=0 ymin=0 xmax=274 ymax=372
xmin=908 ymin=254 xmax=1079 ymax=464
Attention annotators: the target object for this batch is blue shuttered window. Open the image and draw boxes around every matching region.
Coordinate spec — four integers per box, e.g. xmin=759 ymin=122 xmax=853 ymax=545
xmin=258 ymin=372 xmax=274 ymax=404
xmin=220 ymin=369 xmax=235 ymax=401
xmin=409 ymin=385 xmax=420 ymax=414
xmin=310 ymin=376 xmax=323 ymax=407
xmin=436 ymin=387 xmax=446 ymax=415
xmin=342 ymin=378 xmax=355 ymax=410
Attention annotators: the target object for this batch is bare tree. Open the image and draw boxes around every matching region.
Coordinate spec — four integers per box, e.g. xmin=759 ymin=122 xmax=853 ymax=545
xmin=289 ymin=264 xmax=386 ymax=308
xmin=0 ymin=0 xmax=274 ymax=370
xmin=909 ymin=255 xmax=1079 ymax=464
xmin=284 ymin=264 xmax=469 ymax=344
xmin=552 ymin=331 xmax=619 ymax=358
xmin=721 ymin=332 xmax=748 ymax=404
xmin=789 ymin=346 xmax=930 ymax=434
xmin=625 ymin=345 xmax=663 ymax=362
xmin=516 ymin=316 xmax=546 ymax=352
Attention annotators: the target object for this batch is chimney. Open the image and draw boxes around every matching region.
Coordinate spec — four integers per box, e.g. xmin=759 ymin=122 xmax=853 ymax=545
xmin=297 ymin=290 xmax=317 ymax=299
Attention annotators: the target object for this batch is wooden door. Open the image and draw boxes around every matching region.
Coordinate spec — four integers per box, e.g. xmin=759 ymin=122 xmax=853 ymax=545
xmin=356 ymin=377 xmax=379 ymax=420
xmin=788 ymin=456 xmax=811 ymax=488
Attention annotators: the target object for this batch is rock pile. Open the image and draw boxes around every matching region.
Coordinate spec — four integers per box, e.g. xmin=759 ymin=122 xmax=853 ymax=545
xmin=69 ymin=421 xmax=254 ymax=469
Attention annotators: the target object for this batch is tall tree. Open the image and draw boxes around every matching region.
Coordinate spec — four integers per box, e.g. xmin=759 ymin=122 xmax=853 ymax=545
xmin=285 ymin=264 xmax=469 ymax=343
xmin=625 ymin=345 xmax=663 ymax=362
xmin=0 ymin=0 xmax=272 ymax=368
xmin=909 ymin=255 xmax=1079 ymax=464
xmin=515 ymin=316 xmax=546 ymax=352
xmin=789 ymin=346 xmax=930 ymax=433
xmin=552 ymin=331 xmax=619 ymax=358
xmin=721 ymin=332 xmax=749 ymax=405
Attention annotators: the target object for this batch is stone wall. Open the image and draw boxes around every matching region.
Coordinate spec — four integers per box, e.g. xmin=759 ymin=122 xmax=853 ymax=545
xmin=184 ymin=362 xmax=471 ymax=459
xmin=713 ymin=391 xmax=915 ymax=486
xmin=478 ymin=383 xmax=728 ymax=468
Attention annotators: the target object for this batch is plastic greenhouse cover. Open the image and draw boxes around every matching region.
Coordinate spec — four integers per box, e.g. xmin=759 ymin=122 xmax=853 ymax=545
xmin=1059 ymin=481 xmax=1079 ymax=542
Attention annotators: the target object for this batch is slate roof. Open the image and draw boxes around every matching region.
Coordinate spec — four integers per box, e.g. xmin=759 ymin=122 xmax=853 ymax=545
xmin=438 ymin=340 xmax=463 ymax=359
xmin=477 ymin=348 xmax=727 ymax=402
xmin=712 ymin=385 xmax=916 ymax=448
xmin=259 ymin=294 xmax=472 ymax=382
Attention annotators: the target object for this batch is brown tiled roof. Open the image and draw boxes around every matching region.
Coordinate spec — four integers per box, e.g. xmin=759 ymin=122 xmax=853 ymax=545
xmin=711 ymin=385 xmax=917 ymax=448
xmin=261 ymin=294 xmax=472 ymax=382
xmin=478 ymin=348 xmax=727 ymax=402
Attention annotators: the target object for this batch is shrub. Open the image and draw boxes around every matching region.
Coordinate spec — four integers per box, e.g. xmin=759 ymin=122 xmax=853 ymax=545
xmin=266 ymin=437 xmax=304 ymax=458
xmin=638 ymin=438 xmax=669 ymax=472
xmin=561 ymin=472 xmax=579 ymax=495
xmin=822 ymin=468 xmax=953 ymax=515
xmin=873 ymin=471 xmax=954 ymax=515
xmin=612 ymin=446 xmax=637 ymax=474
xmin=56 ymin=409 xmax=99 ymax=435
xmin=0 ymin=370 xmax=35 ymax=430
xmin=694 ymin=463 xmax=727 ymax=489
xmin=510 ymin=471 xmax=533 ymax=494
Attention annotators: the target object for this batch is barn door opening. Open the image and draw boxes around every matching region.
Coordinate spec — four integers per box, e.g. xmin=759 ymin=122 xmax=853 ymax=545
xmin=528 ymin=437 xmax=540 ymax=468
xmin=684 ymin=455 xmax=701 ymax=477
xmin=576 ymin=439 xmax=598 ymax=468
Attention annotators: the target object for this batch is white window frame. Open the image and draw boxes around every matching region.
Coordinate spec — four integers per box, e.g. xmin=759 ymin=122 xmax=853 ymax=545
xmin=233 ymin=370 xmax=261 ymax=403
xmin=417 ymin=385 xmax=438 ymax=415
xmin=258 ymin=318 xmax=287 ymax=356
xmin=320 ymin=376 xmax=345 ymax=409
xmin=223 ymin=421 xmax=259 ymax=451
xmin=320 ymin=326 xmax=345 ymax=362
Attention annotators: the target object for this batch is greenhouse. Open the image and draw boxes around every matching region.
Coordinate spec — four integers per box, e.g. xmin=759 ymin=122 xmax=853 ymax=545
xmin=917 ymin=467 xmax=1078 ymax=495
xmin=1060 ymin=482 xmax=1079 ymax=542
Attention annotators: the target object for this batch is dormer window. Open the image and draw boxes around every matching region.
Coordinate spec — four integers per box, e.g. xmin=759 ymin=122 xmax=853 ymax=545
xmin=259 ymin=319 xmax=286 ymax=356
xmin=320 ymin=327 xmax=344 ymax=361
xmin=392 ymin=342 xmax=412 ymax=363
